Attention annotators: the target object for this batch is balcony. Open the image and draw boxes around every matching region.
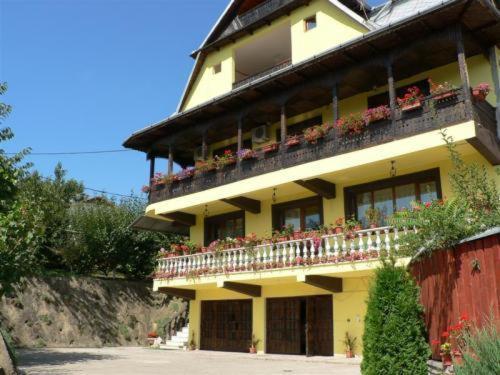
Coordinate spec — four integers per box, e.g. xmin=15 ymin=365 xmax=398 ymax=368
xmin=233 ymin=58 xmax=292 ymax=89
xmin=154 ymin=226 xmax=411 ymax=282
xmin=219 ymin=0 xmax=298 ymax=40
xmin=149 ymin=88 xmax=496 ymax=204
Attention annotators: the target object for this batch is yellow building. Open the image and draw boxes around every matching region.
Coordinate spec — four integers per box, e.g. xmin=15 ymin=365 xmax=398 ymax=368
xmin=125 ymin=0 xmax=500 ymax=356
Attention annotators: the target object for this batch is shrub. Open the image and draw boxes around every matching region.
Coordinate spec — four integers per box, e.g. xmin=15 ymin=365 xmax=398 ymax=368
xmin=361 ymin=262 xmax=430 ymax=375
xmin=454 ymin=318 xmax=500 ymax=375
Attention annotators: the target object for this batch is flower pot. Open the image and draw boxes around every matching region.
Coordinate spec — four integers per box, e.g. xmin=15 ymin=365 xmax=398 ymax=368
xmin=346 ymin=350 xmax=355 ymax=359
xmin=401 ymin=101 xmax=422 ymax=112
xmin=249 ymin=347 xmax=257 ymax=354
xmin=262 ymin=143 xmax=279 ymax=153
xmin=441 ymin=353 xmax=452 ymax=366
xmin=335 ymin=226 xmax=343 ymax=235
xmin=472 ymin=89 xmax=486 ymax=101
xmin=370 ymin=223 xmax=377 ymax=229
xmin=278 ymin=236 xmax=288 ymax=242
xmin=286 ymin=139 xmax=301 ymax=147
xmin=293 ymin=231 xmax=302 ymax=240
xmin=433 ymin=90 xmax=457 ymax=101
xmin=452 ymin=351 xmax=463 ymax=365
xmin=354 ymin=225 xmax=362 ymax=232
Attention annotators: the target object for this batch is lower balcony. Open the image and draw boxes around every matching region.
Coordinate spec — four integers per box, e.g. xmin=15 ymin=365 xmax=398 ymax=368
xmin=154 ymin=226 xmax=412 ymax=288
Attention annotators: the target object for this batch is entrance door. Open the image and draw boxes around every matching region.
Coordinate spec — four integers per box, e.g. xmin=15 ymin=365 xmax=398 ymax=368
xmin=306 ymin=295 xmax=333 ymax=356
xmin=200 ymin=299 xmax=252 ymax=352
xmin=266 ymin=295 xmax=333 ymax=356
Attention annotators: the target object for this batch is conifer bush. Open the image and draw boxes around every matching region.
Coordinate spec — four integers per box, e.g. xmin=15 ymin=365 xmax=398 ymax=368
xmin=361 ymin=262 xmax=430 ymax=375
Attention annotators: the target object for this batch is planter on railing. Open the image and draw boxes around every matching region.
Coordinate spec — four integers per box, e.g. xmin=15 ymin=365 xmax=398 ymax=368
xmin=155 ymin=226 xmax=414 ymax=280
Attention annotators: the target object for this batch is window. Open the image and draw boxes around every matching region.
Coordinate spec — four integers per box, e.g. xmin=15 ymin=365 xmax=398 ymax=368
xmin=204 ymin=211 xmax=245 ymax=246
xmin=272 ymin=196 xmax=323 ymax=231
xmin=367 ymin=79 xmax=430 ymax=108
xmin=213 ymin=63 xmax=222 ymax=74
xmin=275 ymin=116 xmax=323 ymax=142
xmin=304 ymin=15 xmax=317 ymax=31
xmin=344 ymin=169 xmax=441 ymax=227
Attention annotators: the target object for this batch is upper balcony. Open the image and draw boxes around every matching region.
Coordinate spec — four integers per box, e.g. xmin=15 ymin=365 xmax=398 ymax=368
xmin=148 ymin=89 xmax=497 ymax=205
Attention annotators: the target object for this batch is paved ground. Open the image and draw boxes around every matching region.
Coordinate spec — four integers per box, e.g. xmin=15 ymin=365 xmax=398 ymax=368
xmin=19 ymin=347 xmax=361 ymax=375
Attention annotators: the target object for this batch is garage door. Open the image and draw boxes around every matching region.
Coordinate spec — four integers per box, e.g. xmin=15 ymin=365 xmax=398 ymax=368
xmin=200 ymin=299 xmax=252 ymax=352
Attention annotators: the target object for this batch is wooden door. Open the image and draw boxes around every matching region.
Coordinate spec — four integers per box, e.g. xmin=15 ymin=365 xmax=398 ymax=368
xmin=200 ymin=299 xmax=252 ymax=352
xmin=266 ymin=297 xmax=304 ymax=354
xmin=306 ymin=295 xmax=333 ymax=356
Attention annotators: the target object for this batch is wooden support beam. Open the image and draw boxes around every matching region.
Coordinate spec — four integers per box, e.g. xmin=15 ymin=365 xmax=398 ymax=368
xmin=221 ymin=196 xmax=261 ymax=214
xmin=280 ymin=104 xmax=287 ymax=145
xmin=161 ymin=211 xmax=196 ymax=227
xmin=294 ymin=179 xmax=336 ymax=199
xmin=168 ymin=146 xmax=174 ymax=175
xmin=157 ymin=287 xmax=196 ymax=300
xmin=386 ymin=59 xmax=397 ymax=127
xmin=455 ymin=26 xmax=472 ymax=112
xmin=304 ymin=275 xmax=342 ymax=293
xmin=149 ymin=155 xmax=156 ymax=182
xmin=201 ymin=132 xmax=208 ymax=160
xmin=332 ymin=83 xmax=339 ymax=124
xmin=221 ymin=282 xmax=261 ymax=297
xmin=237 ymin=117 xmax=243 ymax=152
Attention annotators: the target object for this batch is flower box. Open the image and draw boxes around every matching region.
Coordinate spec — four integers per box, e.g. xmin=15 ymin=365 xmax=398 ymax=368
xmin=285 ymin=135 xmax=301 ymax=147
xmin=261 ymin=143 xmax=279 ymax=153
xmin=400 ymin=101 xmax=422 ymax=112
xmin=433 ymin=90 xmax=457 ymax=101
xmin=397 ymin=86 xmax=424 ymax=112
xmin=363 ymin=105 xmax=391 ymax=124
xmin=303 ymin=125 xmax=328 ymax=144
xmin=177 ymin=168 xmax=195 ymax=181
xmin=237 ymin=148 xmax=257 ymax=161
xmin=472 ymin=83 xmax=490 ymax=102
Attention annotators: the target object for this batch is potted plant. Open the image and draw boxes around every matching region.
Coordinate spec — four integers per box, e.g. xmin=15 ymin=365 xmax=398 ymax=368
xmin=334 ymin=217 xmax=344 ymax=234
xmin=472 ymin=82 xmax=490 ymax=101
xmin=151 ymin=172 xmax=166 ymax=188
xmin=397 ymin=86 xmax=424 ymax=111
xmin=285 ymin=134 xmax=301 ymax=147
xmin=343 ymin=332 xmax=357 ymax=358
xmin=429 ymin=79 xmax=457 ymax=101
xmin=440 ymin=342 xmax=452 ymax=366
xmin=345 ymin=216 xmax=362 ymax=239
xmin=249 ymin=335 xmax=260 ymax=354
xmin=335 ymin=113 xmax=366 ymax=136
xmin=237 ymin=148 xmax=257 ymax=161
xmin=176 ymin=167 xmax=195 ymax=181
xmin=188 ymin=332 xmax=196 ymax=351
xmin=260 ymin=142 xmax=279 ymax=154
xmin=164 ymin=173 xmax=179 ymax=185
xmin=363 ymin=105 xmax=391 ymax=124
xmin=214 ymin=150 xmax=236 ymax=169
xmin=194 ymin=160 xmax=216 ymax=175
xmin=365 ymin=207 xmax=381 ymax=228
xmin=303 ymin=124 xmax=328 ymax=144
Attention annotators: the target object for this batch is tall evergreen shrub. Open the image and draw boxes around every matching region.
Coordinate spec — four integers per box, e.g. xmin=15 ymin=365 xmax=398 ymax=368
xmin=361 ymin=262 xmax=430 ymax=375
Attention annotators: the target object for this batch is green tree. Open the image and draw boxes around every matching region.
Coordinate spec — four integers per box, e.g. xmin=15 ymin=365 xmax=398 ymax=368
xmin=361 ymin=262 xmax=430 ymax=375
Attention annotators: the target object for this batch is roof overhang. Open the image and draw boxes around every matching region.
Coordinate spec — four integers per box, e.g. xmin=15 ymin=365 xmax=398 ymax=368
xmin=124 ymin=0 xmax=500 ymax=156
xmin=130 ymin=215 xmax=190 ymax=235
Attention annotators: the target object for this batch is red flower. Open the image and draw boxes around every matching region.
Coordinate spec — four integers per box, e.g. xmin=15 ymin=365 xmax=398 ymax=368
xmin=441 ymin=331 xmax=450 ymax=338
xmin=224 ymin=149 xmax=232 ymax=156
xmin=431 ymin=339 xmax=440 ymax=345
xmin=425 ymin=202 xmax=432 ymax=208
xmin=460 ymin=312 xmax=469 ymax=322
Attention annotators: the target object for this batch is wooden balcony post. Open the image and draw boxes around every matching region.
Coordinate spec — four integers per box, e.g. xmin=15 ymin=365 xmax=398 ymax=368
xmin=489 ymin=47 xmax=500 ymax=139
xmin=455 ymin=25 xmax=472 ymax=116
xmin=280 ymin=103 xmax=287 ymax=145
xmin=386 ymin=58 xmax=397 ymax=127
xmin=237 ymin=116 xmax=243 ymax=152
xmin=149 ymin=154 xmax=156 ymax=182
xmin=332 ymin=82 xmax=339 ymax=124
xmin=168 ymin=146 xmax=174 ymax=175
xmin=201 ymin=132 xmax=208 ymax=160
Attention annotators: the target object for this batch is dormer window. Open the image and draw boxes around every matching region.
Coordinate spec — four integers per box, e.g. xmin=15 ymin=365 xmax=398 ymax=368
xmin=213 ymin=63 xmax=222 ymax=74
xmin=304 ymin=15 xmax=317 ymax=31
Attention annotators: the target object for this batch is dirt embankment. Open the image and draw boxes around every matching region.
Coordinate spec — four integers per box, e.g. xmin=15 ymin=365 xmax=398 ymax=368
xmin=0 ymin=276 xmax=187 ymax=348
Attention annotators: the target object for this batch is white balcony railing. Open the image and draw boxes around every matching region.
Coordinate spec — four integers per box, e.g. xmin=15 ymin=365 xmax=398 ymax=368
xmin=155 ymin=226 xmax=415 ymax=280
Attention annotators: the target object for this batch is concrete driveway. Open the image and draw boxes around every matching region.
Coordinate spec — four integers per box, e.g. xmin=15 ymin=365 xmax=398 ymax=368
xmin=19 ymin=347 xmax=361 ymax=375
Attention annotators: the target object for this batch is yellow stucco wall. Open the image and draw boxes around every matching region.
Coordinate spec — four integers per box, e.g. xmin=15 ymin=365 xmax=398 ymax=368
xmin=182 ymin=0 xmax=368 ymax=111
xmin=188 ymin=277 xmax=369 ymax=356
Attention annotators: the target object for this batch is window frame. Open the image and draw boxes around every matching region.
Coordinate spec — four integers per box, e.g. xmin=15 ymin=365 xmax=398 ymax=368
xmin=272 ymin=196 xmax=323 ymax=232
xmin=304 ymin=15 xmax=317 ymax=32
xmin=213 ymin=63 xmax=222 ymax=74
xmin=204 ymin=210 xmax=245 ymax=246
xmin=343 ymin=169 xmax=442 ymax=223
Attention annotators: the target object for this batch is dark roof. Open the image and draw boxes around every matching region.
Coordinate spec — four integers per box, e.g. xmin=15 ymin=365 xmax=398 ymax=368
xmin=130 ymin=215 xmax=190 ymax=235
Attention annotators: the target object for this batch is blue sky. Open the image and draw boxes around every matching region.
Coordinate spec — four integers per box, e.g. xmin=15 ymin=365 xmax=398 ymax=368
xmin=1 ymin=0 xmax=384 ymax=199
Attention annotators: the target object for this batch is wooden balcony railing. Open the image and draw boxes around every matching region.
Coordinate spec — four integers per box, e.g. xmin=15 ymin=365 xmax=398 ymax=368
xmin=155 ymin=226 xmax=414 ymax=280
xmin=233 ymin=59 xmax=292 ymax=89
xmin=149 ymin=88 xmax=497 ymax=204
xmin=219 ymin=0 xmax=296 ymax=40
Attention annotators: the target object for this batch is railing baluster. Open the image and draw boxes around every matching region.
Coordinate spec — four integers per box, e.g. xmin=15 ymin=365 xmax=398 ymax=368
xmin=358 ymin=232 xmax=364 ymax=254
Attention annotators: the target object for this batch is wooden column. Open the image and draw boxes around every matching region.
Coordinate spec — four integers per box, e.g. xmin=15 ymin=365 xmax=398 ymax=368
xmin=168 ymin=146 xmax=174 ymax=175
xmin=237 ymin=117 xmax=243 ymax=152
xmin=201 ymin=132 xmax=208 ymax=160
xmin=455 ymin=26 xmax=472 ymax=116
xmin=386 ymin=59 xmax=397 ymax=127
xmin=488 ymin=46 xmax=500 ymax=139
xmin=280 ymin=104 xmax=287 ymax=144
xmin=332 ymin=83 xmax=339 ymax=124
xmin=149 ymin=155 xmax=156 ymax=181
